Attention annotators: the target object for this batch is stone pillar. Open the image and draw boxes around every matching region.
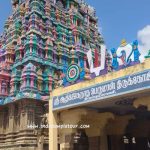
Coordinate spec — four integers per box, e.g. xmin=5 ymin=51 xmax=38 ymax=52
xmin=49 ymin=98 xmax=58 ymax=150
xmin=58 ymin=108 xmax=95 ymax=150
xmin=20 ymin=50 xmax=22 ymax=59
xmin=19 ymin=100 xmax=36 ymax=130
xmin=8 ymin=104 xmax=15 ymax=133
xmin=0 ymin=109 xmax=5 ymax=134
xmin=45 ymin=81 xmax=49 ymax=92
xmin=27 ymin=77 xmax=30 ymax=86
xmin=19 ymin=101 xmax=28 ymax=130
xmin=38 ymin=80 xmax=42 ymax=91
xmin=100 ymin=127 xmax=108 ymax=150
xmin=49 ymin=77 xmax=53 ymax=92
xmin=31 ymin=77 xmax=34 ymax=87
xmin=30 ymin=45 xmax=32 ymax=53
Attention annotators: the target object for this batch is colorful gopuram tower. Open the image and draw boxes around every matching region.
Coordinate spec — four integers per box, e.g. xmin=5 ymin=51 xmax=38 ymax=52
xmin=0 ymin=0 xmax=105 ymax=149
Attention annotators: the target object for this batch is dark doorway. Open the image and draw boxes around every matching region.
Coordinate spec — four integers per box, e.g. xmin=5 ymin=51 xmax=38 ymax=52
xmin=43 ymin=143 xmax=49 ymax=150
xmin=107 ymin=135 xmax=124 ymax=150
xmin=134 ymin=137 xmax=150 ymax=150
xmin=73 ymin=129 xmax=89 ymax=150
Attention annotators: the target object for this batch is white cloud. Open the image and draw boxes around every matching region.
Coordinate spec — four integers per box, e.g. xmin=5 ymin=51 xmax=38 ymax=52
xmin=137 ymin=25 xmax=150 ymax=61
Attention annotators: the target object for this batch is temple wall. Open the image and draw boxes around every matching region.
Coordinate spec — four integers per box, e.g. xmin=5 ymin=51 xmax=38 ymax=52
xmin=0 ymin=100 xmax=48 ymax=150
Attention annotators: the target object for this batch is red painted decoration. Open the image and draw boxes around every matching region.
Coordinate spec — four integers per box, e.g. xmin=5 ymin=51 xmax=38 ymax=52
xmin=94 ymin=49 xmax=100 ymax=67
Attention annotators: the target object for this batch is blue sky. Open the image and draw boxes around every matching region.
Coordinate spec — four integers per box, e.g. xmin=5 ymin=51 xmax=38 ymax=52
xmin=0 ymin=0 xmax=150 ymax=50
xmin=0 ymin=1 xmax=12 ymax=33
xmin=86 ymin=0 xmax=150 ymax=48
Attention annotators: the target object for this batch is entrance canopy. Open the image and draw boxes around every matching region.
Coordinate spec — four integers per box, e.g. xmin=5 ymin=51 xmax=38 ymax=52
xmin=51 ymin=59 xmax=150 ymax=112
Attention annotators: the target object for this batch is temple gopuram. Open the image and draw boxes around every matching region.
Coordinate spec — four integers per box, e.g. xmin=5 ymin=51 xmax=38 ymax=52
xmin=0 ymin=0 xmax=106 ymax=150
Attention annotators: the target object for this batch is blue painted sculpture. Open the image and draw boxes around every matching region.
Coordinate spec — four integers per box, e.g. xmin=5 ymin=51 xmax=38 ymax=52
xmin=132 ymin=40 xmax=141 ymax=62
xmin=111 ymin=40 xmax=141 ymax=70
xmin=111 ymin=48 xmax=119 ymax=70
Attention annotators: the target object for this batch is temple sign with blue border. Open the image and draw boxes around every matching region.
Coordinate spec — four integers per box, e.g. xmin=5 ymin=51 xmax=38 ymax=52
xmin=52 ymin=67 xmax=150 ymax=110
